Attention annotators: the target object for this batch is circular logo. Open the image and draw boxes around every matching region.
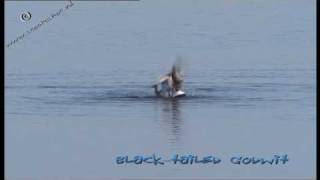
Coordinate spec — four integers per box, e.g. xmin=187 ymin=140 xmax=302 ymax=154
xmin=20 ymin=11 xmax=32 ymax=22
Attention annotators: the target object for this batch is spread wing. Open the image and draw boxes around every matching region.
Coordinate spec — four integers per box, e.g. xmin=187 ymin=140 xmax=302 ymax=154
xmin=170 ymin=58 xmax=184 ymax=90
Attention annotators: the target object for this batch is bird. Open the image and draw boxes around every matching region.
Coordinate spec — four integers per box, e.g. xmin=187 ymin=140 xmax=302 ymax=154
xmin=153 ymin=60 xmax=186 ymax=98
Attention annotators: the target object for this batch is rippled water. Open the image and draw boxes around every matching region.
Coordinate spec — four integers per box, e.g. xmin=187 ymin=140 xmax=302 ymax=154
xmin=5 ymin=0 xmax=316 ymax=179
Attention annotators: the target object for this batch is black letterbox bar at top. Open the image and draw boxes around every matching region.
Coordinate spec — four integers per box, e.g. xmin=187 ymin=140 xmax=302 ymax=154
xmin=5 ymin=0 xmax=140 ymax=1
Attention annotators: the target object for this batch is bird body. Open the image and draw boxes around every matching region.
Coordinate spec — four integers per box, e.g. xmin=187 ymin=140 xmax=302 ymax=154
xmin=153 ymin=61 xmax=186 ymax=98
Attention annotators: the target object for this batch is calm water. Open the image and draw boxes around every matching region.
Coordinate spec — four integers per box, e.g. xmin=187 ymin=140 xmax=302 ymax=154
xmin=5 ymin=0 xmax=316 ymax=179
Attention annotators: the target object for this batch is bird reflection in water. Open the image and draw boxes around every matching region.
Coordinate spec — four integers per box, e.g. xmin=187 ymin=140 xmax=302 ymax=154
xmin=154 ymin=98 xmax=184 ymax=149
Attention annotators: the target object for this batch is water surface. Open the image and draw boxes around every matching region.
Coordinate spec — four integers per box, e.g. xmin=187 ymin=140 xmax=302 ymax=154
xmin=5 ymin=0 xmax=316 ymax=179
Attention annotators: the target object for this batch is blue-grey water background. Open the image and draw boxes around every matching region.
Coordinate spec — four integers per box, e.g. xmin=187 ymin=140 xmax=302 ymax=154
xmin=5 ymin=0 xmax=316 ymax=179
